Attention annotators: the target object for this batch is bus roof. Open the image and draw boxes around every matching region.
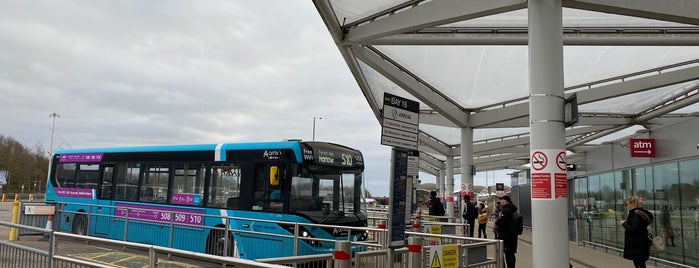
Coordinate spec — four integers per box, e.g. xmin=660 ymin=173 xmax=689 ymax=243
xmin=54 ymin=141 xmax=305 ymax=161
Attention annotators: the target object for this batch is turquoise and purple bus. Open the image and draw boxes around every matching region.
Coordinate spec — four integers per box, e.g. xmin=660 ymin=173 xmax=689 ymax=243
xmin=45 ymin=140 xmax=367 ymax=259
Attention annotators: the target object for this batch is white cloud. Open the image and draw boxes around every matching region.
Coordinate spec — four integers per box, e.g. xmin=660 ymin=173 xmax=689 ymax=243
xmin=0 ymin=1 xmax=392 ymax=194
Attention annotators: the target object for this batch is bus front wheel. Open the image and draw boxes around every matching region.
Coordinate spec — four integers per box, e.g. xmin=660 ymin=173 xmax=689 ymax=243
xmin=72 ymin=213 xmax=88 ymax=235
xmin=206 ymin=229 xmax=233 ymax=257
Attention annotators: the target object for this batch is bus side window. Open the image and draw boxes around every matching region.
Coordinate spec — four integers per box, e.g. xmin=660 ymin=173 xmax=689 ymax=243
xmin=100 ymin=166 xmax=114 ymax=199
xmin=114 ymin=163 xmax=139 ymax=201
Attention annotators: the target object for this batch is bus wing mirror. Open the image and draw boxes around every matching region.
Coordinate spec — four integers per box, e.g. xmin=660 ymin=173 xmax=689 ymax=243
xmin=270 ymin=166 xmax=279 ymax=186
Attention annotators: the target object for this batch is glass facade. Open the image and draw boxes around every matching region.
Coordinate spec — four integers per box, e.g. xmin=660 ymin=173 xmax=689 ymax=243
xmin=573 ymin=158 xmax=699 ymax=266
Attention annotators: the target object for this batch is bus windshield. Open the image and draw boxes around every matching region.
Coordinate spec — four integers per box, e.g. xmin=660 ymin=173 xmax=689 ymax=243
xmin=289 ymin=166 xmax=366 ymax=225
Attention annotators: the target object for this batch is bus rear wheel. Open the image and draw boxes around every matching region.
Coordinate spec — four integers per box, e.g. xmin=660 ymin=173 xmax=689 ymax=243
xmin=206 ymin=229 xmax=233 ymax=257
xmin=72 ymin=213 xmax=88 ymax=235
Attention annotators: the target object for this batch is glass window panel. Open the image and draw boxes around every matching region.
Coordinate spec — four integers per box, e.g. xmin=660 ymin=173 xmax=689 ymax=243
xmin=588 ymin=175 xmax=602 ymax=243
xmin=100 ymin=166 xmax=113 ymax=199
xmin=171 ymin=163 xmax=204 ymax=207
xmin=115 ymin=163 xmax=140 ymax=201
xmin=652 ymin=163 xmax=679 ymax=235
xmin=575 ymin=177 xmax=590 ymax=242
xmin=142 ymin=165 xmax=169 ymax=203
xmin=208 ymin=164 xmax=241 ymax=209
xmin=599 ymin=172 xmax=616 ymax=244
xmin=56 ymin=163 xmax=76 ymax=188
xmin=76 ymin=164 xmax=99 ymax=189
xmin=679 ymin=159 xmax=699 ymax=266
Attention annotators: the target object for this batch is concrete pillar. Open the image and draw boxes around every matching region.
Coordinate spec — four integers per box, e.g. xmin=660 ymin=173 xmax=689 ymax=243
xmin=529 ymin=0 xmax=569 ymax=267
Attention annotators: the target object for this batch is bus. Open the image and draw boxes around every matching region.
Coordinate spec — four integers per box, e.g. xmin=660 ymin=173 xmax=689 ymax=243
xmin=45 ymin=140 xmax=367 ymax=259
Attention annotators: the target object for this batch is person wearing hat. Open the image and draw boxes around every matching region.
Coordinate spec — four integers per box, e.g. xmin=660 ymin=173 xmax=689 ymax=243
xmin=495 ymin=195 xmax=518 ymax=268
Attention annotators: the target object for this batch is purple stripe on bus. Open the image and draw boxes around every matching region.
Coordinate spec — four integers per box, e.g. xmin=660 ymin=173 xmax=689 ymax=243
xmin=55 ymin=187 xmax=95 ymax=198
xmin=59 ymin=153 xmax=104 ymax=163
xmin=114 ymin=202 xmax=204 ymax=226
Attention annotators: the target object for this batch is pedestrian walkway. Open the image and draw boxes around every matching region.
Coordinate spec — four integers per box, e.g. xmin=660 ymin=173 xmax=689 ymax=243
xmin=514 ymin=227 xmax=657 ymax=268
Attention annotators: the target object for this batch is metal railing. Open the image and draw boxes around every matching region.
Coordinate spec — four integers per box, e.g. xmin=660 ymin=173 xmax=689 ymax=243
xmin=0 ymin=220 xmax=289 ymax=268
xmin=3 ymin=201 xmax=504 ymax=268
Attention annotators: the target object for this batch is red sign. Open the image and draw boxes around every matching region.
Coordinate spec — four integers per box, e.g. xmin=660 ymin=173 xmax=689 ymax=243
xmin=629 ymin=138 xmax=655 ymax=157
xmin=555 ymin=173 xmax=568 ymax=198
xmin=531 ymin=173 xmax=552 ymax=199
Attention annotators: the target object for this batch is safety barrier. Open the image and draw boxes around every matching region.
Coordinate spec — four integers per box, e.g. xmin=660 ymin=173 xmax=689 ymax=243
xmin=0 ymin=220 xmax=289 ymax=268
xmin=3 ymin=201 xmax=503 ymax=267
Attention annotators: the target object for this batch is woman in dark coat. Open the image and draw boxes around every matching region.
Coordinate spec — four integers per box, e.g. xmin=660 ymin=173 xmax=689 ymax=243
xmin=620 ymin=196 xmax=654 ymax=268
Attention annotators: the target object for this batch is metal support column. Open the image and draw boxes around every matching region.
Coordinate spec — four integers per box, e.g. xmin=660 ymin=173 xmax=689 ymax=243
xmin=461 ymin=127 xmax=474 ymax=204
xmin=529 ymin=0 xmax=569 ymax=267
xmin=445 ymin=155 xmax=454 ymax=217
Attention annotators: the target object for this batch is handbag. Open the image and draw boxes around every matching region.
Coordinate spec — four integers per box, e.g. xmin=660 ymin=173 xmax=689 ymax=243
xmin=478 ymin=214 xmax=488 ymax=224
xmin=648 ymin=233 xmax=665 ymax=255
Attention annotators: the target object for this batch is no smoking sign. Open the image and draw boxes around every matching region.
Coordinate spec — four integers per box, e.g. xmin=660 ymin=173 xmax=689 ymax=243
xmin=531 ymin=151 xmax=548 ymax=171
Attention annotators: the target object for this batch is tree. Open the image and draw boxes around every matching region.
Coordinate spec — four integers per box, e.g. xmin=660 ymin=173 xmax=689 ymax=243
xmin=0 ymin=135 xmax=50 ymax=192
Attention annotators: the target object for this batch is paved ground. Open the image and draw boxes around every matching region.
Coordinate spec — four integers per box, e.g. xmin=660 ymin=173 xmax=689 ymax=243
xmin=514 ymin=226 xmax=658 ymax=268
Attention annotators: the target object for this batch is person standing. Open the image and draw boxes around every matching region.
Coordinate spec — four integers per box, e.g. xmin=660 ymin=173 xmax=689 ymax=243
xmin=477 ymin=202 xmax=489 ymax=238
xmin=621 ymin=196 xmax=654 ymax=268
xmin=662 ymin=207 xmax=676 ymax=247
xmin=427 ymin=190 xmax=445 ymax=216
xmin=462 ymin=195 xmax=478 ymax=237
xmin=495 ymin=196 xmax=518 ymax=268
xmin=492 ymin=202 xmax=502 ymax=237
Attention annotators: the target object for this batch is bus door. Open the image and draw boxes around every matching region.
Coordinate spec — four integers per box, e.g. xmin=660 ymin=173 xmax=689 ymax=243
xmin=94 ymin=164 xmax=115 ymax=236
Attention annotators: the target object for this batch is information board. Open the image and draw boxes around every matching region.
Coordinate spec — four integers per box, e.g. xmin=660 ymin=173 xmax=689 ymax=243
xmin=381 ymin=92 xmax=419 ymax=150
xmin=388 ymin=148 xmax=419 ymax=248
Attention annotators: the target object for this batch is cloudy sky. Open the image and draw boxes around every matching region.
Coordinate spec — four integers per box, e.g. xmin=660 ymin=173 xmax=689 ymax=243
xmin=0 ymin=1 xmax=513 ymax=197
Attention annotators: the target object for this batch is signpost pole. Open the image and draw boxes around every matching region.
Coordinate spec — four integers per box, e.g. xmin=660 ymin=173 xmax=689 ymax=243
xmin=382 ymin=93 xmax=419 ymax=250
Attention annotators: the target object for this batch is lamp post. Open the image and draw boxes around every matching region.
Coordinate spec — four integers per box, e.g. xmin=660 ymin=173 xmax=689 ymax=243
xmin=312 ymin=116 xmax=323 ymax=141
xmin=49 ymin=112 xmax=60 ymax=155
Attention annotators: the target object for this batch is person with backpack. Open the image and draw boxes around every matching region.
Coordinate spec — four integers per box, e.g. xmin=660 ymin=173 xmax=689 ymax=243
xmin=462 ymin=195 xmax=478 ymax=237
xmin=427 ymin=190 xmax=445 ymax=216
xmin=495 ymin=195 xmax=519 ymax=268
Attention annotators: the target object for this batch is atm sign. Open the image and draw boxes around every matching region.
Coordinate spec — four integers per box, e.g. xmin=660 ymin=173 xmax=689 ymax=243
xmin=629 ymin=138 xmax=655 ymax=157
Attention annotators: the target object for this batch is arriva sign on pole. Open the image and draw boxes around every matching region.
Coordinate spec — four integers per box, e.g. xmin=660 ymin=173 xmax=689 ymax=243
xmin=381 ymin=92 xmax=419 ymax=150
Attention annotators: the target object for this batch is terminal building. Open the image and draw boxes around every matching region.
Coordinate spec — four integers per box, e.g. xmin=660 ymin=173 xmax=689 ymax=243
xmin=314 ymin=1 xmax=699 ymax=267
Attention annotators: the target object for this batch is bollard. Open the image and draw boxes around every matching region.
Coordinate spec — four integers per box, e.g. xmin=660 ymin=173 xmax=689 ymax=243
xmin=9 ymin=200 xmax=20 ymax=241
xmin=14 ymin=194 xmax=18 ymax=201
xmin=1 ymin=194 xmax=5 ymax=202
xmin=333 ymin=241 xmax=351 ymax=268
xmin=39 ymin=214 xmax=54 ymax=241
xmin=407 ymin=236 xmax=423 ymax=268
xmin=377 ymin=220 xmax=387 ymax=248
xmin=413 ymin=210 xmax=421 ymax=231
